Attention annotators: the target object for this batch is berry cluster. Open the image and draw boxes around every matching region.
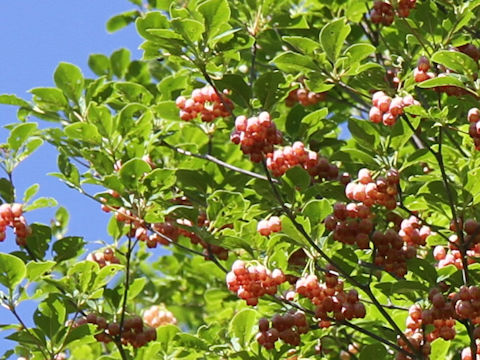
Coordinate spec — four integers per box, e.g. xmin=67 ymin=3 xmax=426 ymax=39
xmin=74 ymin=314 xmax=157 ymax=348
xmin=143 ymin=305 xmax=177 ymax=328
xmin=176 ymin=86 xmax=233 ymax=122
xmin=230 ymin=112 xmax=283 ymax=163
xmin=396 ymin=305 xmax=431 ymax=360
xmin=423 ymin=288 xmax=456 ymax=341
xmin=370 ymin=1 xmax=416 ymax=26
xmin=257 ymin=216 xmax=282 ymax=236
xmin=266 ymin=141 xmax=339 ymax=180
xmin=0 ymin=203 xmax=31 ymax=246
xmin=256 ymin=310 xmax=309 ymax=349
xmin=369 ymin=91 xmax=417 ymax=126
xmin=295 ymin=273 xmax=366 ymax=327
xmin=372 ymin=230 xmax=416 ymax=278
xmin=399 ymin=216 xmax=431 ymax=246
xmin=112 ymin=203 xmax=230 ymax=261
xmin=345 ymin=168 xmax=399 ymax=209
xmin=226 ymin=260 xmax=286 ymax=306
xmin=87 ymin=248 xmax=120 ymax=267
xmin=435 ymin=219 xmax=480 ymax=269
xmin=468 ymin=108 xmax=480 ymax=151
xmin=285 ymin=87 xmax=326 ymax=107
xmin=324 ymin=202 xmax=373 ymax=249
xmin=414 ymin=56 xmax=470 ymax=96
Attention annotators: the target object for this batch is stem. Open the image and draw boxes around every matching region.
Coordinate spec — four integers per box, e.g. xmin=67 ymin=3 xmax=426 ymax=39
xmin=119 ymin=229 xmax=133 ymax=341
xmin=260 ymin=160 xmax=423 ymax=358
xmin=161 ymin=140 xmax=278 ymax=183
xmin=9 ymin=304 xmax=50 ymax=359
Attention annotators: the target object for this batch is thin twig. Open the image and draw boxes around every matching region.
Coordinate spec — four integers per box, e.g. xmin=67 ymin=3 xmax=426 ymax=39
xmin=161 ymin=139 xmax=278 ymax=183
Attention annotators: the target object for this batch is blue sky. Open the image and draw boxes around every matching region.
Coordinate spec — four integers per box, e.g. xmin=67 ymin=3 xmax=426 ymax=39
xmin=0 ymin=0 xmax=147 ymax=353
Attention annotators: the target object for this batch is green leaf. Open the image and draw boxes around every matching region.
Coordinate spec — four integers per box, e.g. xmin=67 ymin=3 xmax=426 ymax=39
xmin=344 ymin=43 xmax=375 ymax=62
xmin=64 ymin=123 xmax=102 ymax=143
xmin=302 ymin=199 xmax=331 ymax=224
xmin=153 ymin=101 xmax=180 ymax=121
xmin=53 ymin=237 xmax=85 ymax=262
xmin=119 ymin=158 xmax=151 ymax=189
xmin=156 ymin=325 xmax=180 ymax=353
xmin=320 ymin=18 xmax=351 ymax=62
xmin=348 ymin=118 xmax=378 ymax=148
xmin=53 ymin=62 xmax=84 ymax=101
xmin=23 ymin=183 xmax=39 ymax=203
xmin=143 ymin=169 xmax=176 ymax=191
xmin=128 ymin=277 xmax=147 ymax=300
xmin=26 ymin=223 xmax=51 ymax=260
xmin=197 ymin=0 xmax=230 ymax=38
xmin=114 ymin=82 xmax=153 ymax=104
xmin=0 ymin=94 xmax=30 ymax=107
xmin=88 ymin=54 xmax=111 ymax=77
xmin=86 ymin=103 xmax=114 ymax=137
xmin=282 ymin=36 xmax=320 ymax=55
xmin=171 ymin=18 xmax=205 ymax=43
xmin=271 ymin=52 xmax=318 ymax=73
xmin=214 ymin=74 xmax=251 ymax=109
xmin=229 ymin=308 xmax=256 ymax=347
xmin=111 ymin=48 xmax=131 ymax=78
xmin=26 ymin=261 xmax=55 ymax=282
xmin=34 ymin=294 xmax=65 ymax=339
xmin=0 ymin=178 xmax=14 ymax=203
xmin=106 ymin=10 xmax=139 ymax=33
xmin=359 ymin=343 xmax=388 ymax=360
xmin=430 ymin=338 xmax=450 ymax=359
xmin=30 ymin=88 xmax=68 ymax=110
xmin=416 ymin=75 xmax=467 ymax=89
xmin=24 ymin=197 xmax=58 ymax=212
xmin=8 ymin=123 xmax=38 ymax=152
xmin=0 ymin=253 xmax=26 ymax=290
xmin=431 ymin=50 xmax=478 ymax=76
xmin=285 ymin=167 xmax=310 ymax=190
xmin=254 ymin=71 xmax=285 ymax=110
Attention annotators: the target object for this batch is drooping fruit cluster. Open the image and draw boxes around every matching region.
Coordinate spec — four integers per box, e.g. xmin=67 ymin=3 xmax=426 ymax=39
xmin=113 ymin=203 xmax=229 ymax=261
xmin=468 ymin=108 xmax=480 ymax=151
xmin=257 ymin=216 xmax=282 ymax=236
xmin=74 ymin=314 xmax=157 ymax=349
xmin=369 ymin=1 xmax=416 ymax=26
xmin=87 ymin=248 xmax=120 ymax=267
xmin=256 ymin=310 xmax=309 ymax=350
xmin=230 ymin=112 xmax=283 ymax=163
xmin=285 ymin=87 xmax=326 ymax=107
xmin=369 ymin=91 xmax=417 ymax=126
xmin=414 ymin=55 xmax=470 ymax=96
xmin=435 ymin=219 xmax=480 ymax=269
xmin=266 ymin=141 xmax=339 ymax=180
xmin=413 ymin=56 xmax=435 ymax=83
xmin=0 ymin=203 xmax=31 ymax=247
xmin=345 ymin=168 xmax=399 ymax=209
xmin=372 ymin=230 xmax=416 ymax=278
xmin=226 ymin=260 xmax=286 ymax=306
xmin=143 ymin=305 xmax=177 ymax=328
xmin=399 ymin=216 xmax=431 ymax=246
xmin=324 ymin=202 xmax=373 ymax=249
xmin=176 ymin=85 xmax=233 ymax=122
xmin=295 ymin=272 xmax=366 ymax=327
xmin=395 ymin=305 xmax=431 ymax=360
xmin=422 ymin=288 xmax=456 ymax=341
